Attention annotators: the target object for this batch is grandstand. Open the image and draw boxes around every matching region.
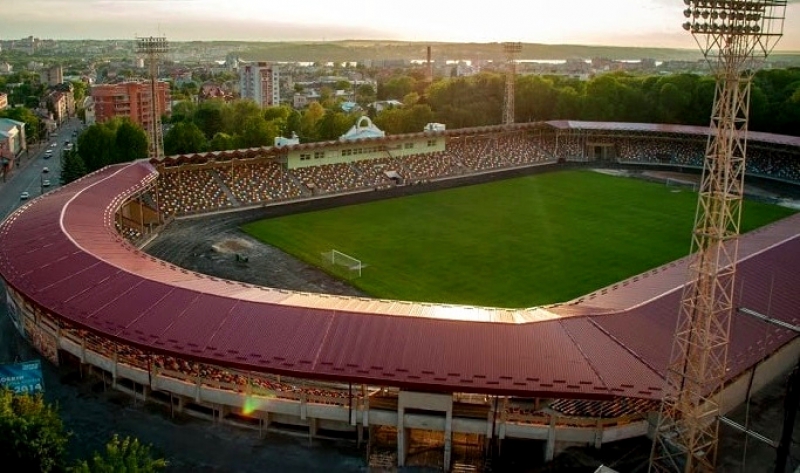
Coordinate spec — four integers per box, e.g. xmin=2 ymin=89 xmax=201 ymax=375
xmin=1 ymin=121 xmax=799 ymax=471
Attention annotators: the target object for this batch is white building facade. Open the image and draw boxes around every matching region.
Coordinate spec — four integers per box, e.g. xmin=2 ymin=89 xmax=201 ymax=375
xmin=239 ymin=62 xmax=280 ymax=108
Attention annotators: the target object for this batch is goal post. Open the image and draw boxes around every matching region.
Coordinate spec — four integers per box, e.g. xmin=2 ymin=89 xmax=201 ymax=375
xmin=321 ymin=249 xmax=363 ymax=278
xmin=665 ymin=177 xmax=697 ymax=192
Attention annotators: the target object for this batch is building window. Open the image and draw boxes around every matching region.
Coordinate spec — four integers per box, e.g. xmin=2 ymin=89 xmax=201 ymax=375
xmin=300 ymin=153 xmax=311 ymax=161
xmin=404 ymin=142 xmax=414 ymax=150
xmin=428 ymin=139 xmax=437 ymax=147
xmin=342 ymin=149 xmax=352 ymax=156
xmin=314 ymin=151 xmax=324 ymax=159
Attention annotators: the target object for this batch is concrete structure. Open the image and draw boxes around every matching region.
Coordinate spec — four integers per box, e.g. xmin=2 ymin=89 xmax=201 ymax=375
xmin=91 ymin=81 xmax=170 ymax=130
xmin=82 ymin=96 xmax=96 ymax=126
xmin=0 ymin=62 xmax=12 ymax=74
xmin=43 ymin=89 xmax=70 ymax=125
xmin=0 ymin=118 xmax=27 ymax=158
xmin=239 ymin=62 xmax=280 ymax=108
xmin=40 ymin=65 xmax=63 ymax=87
xmin=1 ymin=122 xmax=798 ymax=471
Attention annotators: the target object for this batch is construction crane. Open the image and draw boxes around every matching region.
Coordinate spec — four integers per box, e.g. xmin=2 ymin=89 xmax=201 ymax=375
xmin=649 ymin=1 xmax=788 ymax=472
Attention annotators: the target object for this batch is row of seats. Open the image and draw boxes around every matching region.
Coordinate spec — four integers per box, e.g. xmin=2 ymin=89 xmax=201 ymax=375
xmin=217 ymin=161 xmax=304 ymax=205
xmin=150 ymin=135 xmax=799 ymax=218
xmin=158 ymin=168 xmax=233 ymax=216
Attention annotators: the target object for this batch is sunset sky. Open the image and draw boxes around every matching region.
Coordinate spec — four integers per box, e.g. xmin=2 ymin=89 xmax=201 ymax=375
xmin=3 ymin=0 xmax=800 ymax=51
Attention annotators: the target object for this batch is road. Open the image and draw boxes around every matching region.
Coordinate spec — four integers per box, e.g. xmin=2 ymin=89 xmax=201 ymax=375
xmin=0 ymin=117 xmax=80 ymax=218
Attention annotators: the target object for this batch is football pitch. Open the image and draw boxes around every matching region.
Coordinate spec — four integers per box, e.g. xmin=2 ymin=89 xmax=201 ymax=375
xmin=241 ymin=170 xmax=795 ymax=308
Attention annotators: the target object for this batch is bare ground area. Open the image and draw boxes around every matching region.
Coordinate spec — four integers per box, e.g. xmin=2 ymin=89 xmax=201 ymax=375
xmin=144 ymin=214 xmax=366 ymax=298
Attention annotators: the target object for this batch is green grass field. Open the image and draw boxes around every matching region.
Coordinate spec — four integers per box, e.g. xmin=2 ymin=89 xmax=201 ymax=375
xmin=241 ymin=171 xmax=796 ymax=308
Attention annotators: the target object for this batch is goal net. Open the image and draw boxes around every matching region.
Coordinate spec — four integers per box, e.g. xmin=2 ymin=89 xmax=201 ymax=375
xmin=665 ymin=177 xmax=698 ymax=192
xmin=321 ymin=249 xmax=363 ymax=278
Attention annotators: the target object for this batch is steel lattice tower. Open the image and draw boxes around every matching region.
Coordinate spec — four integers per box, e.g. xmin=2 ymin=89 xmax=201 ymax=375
xmin=502 ymin=42 xmax=521 ymax=125
xmin=136 ymin=36 xmax=168 ymax=160
xmin=650 ymin=2 xmax=787 ymax=472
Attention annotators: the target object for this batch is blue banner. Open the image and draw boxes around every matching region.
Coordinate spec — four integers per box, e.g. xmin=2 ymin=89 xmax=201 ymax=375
xmin=0 ymin=360 xmax=44 ymax=394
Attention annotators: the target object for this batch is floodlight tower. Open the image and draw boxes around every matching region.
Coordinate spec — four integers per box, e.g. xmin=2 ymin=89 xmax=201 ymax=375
xmin=650 ymin=2 xmax=787 ymax=473
xmin=502 ymin=42 xmax=522 ymax=125
xmin=136 ymin=36 xmax=168 ymax=160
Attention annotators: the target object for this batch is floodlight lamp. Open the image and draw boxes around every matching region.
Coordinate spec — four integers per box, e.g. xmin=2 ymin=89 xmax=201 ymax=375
xmin=685 ymin=8 xmax=693 ymax=17
xmin=683 ymin=22 xmax=692 ymax=30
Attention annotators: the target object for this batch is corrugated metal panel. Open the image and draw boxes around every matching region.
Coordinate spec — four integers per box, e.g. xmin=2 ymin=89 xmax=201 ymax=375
xmin=0 ymin=159 xmax=797 ymax=399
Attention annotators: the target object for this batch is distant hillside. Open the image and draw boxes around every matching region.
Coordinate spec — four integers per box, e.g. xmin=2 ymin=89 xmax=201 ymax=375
xmin=233 ymin=40 xmax=708 ymax=62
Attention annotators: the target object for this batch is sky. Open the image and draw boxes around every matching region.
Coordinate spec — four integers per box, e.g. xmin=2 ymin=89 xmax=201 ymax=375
xmin=3 ymin=0 xmax=800 ymax=51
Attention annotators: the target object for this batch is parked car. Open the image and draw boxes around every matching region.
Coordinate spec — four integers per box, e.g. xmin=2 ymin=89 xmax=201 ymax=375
xmin=20 ymin=191 xmax=30 ymax=200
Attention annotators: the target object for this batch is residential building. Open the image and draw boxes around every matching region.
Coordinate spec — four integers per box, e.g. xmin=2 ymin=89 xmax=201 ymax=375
xmin=83 ymin=96 xmax=96 ymax=126
xmin=239 ymin=62 xmax=280 ymax=108
xmin=0 ymin=63 xmax=12 ymax=75
xmin=0 ymin=93 xmax=7 ymax=111
xmin=52 ymin=83 xmax=76 ymax=116
xmin=0 ymin=118 xmax=27 ymax=158
xmin=40 ymin=65 xmax=63 ymax=87
xmin=91 ymin=81 xmax=171 ymax=130
xmin=198 ymin=83 xmax=232 ymax=102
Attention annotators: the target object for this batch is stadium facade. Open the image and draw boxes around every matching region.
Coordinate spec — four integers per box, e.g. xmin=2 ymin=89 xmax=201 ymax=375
xmin=1 ymin=121 xmax=799 ymax=470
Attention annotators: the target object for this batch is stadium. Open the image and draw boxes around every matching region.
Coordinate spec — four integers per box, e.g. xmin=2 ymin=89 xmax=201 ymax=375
xmin=1 ymin=119 xmax=799 ymax=471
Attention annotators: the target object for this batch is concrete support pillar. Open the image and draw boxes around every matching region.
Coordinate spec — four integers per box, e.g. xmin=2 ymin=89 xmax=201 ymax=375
xmin=309 ymin=417 xmax=318 ymax=445
xmin=397 ymin=406 xmax=406 ymax=467
xmin=357 ymin=423 xmax=364 ymax=448
xmin=444 ymin=408 xmax=453 ymax=471
xmin=545 ymin=416 xmax=557 ymax=462
xmin=594 ymin=422 xmax=603 ymax=449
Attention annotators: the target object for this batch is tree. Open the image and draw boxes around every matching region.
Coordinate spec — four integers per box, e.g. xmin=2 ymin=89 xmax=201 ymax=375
xmin=112 ymin=120 xmax=149 ymax=164
xmin=299 ymin=102 xmax=325 ymax=141
xmin=209 ymin=132 xmax=237 ymax=151
xmin=61 ymin=148 xmax=88 ymax=185
xmin=170 ymin=101 xmax=196 ymax=124
xmin=379 ymin=75 xmax=417 ymax=100
xmin=78 ymin=123 xmax=116 ymax=171
xmin=72 ymin=81 xmax=88 ymax=104
xmin=71 ymin=435 xmax=167 ymax=473
xmin=164 ymin=121 xmax=208 ymax=155
xmin=0 ymin=390 xmax=69 ymax=473
xmin=237 ymin=115 xmax=278 ymax=148
xmin=193 ymin=101 xmax=225 ymax=139
xmin=315 ymin=110 xmax=353 ymax=141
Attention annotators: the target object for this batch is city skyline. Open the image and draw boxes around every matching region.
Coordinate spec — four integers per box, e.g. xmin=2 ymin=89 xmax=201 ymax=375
xmin=3 ymin=0 xmax=800 ymax=51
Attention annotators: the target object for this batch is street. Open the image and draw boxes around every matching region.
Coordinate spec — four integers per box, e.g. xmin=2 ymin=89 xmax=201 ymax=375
xmin=0 ymin=117 xmax=81 ymax=218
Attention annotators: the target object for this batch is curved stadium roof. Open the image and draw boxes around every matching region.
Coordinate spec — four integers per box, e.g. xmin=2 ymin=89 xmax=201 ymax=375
xmin=1 ymin=128 xmax=799 ymax=400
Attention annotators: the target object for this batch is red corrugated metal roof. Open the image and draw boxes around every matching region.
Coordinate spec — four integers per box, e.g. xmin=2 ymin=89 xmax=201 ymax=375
xmin=0 ymin=159 xmax=798 ymax=400
xmin=545 ymin=120 xmax=800 ymax=148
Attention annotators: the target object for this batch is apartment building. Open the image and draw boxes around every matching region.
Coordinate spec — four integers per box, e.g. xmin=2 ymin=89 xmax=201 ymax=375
xmin=91 ymin=81 xmax=170 ymax=130
xmin=40 ymin=65 xmax=63 ymax=87
xmin=239 ymin=62 xmax=280 ymax=108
